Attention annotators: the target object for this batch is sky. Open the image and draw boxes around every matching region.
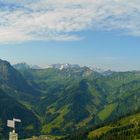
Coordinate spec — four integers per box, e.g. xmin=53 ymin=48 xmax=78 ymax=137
xmin=0 ymin=0 xmax=140 ymax=71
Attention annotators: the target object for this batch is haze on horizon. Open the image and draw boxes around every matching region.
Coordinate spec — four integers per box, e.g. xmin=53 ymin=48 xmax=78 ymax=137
xmin=0 ymin=0 xmax=140 ymax=71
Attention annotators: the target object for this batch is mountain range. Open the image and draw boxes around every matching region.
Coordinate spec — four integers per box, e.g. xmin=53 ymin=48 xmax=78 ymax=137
xmin=0 ymin=59 xmax=140 ymax=139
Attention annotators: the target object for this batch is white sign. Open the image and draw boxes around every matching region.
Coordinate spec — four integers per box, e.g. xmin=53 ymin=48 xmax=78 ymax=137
xmin=7 ymin=120 xmax=15 ymax=128
xmin=13 ymin=118 xmax=21 ymax=123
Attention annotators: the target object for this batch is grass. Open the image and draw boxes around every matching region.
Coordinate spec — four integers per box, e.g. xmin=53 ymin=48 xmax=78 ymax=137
xmin=98 ymin=103 xmax=117 ymax=121
xmin=118 ymin=112 xmax=140 ymax=126
xmin=88 ymin=126 xmax=113 ymax=139
xmin=41 ymin=105 xmax=69 ymax=134
xmin=88 ymin=112 xmax=140 ymax=140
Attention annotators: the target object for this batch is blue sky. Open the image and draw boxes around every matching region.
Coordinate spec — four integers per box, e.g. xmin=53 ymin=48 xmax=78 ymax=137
xmin=0 ymin=0 xmax=140 ymax=71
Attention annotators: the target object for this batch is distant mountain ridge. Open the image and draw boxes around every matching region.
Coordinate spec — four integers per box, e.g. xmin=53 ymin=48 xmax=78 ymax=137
xmin=13 ymin=62 xmax=42 ymax=70
xmin=48 ymin=63 xmax=80 ymax=70
xmin=13 ymin=62 xmax=113 ymax=75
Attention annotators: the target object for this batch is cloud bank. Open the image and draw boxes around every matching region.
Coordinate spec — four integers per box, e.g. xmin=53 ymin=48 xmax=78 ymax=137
xmin=0 ymin=0 xmax=140 ymax=42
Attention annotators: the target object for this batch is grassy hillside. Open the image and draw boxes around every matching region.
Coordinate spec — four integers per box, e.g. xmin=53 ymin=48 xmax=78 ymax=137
xmin=17 ymin=66 xmax=106 ymax=135
xmin=88 ymin=112 xmax=140 ymax=140
xmin=1 ymin=59 xmax=140 ymax=139
xmin=16 ymin=65 xmax=140 ymax=137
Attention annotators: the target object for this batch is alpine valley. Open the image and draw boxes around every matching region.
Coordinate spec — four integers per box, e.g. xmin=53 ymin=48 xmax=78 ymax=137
xmin=1 ymin=59 xmax=140 ymax=140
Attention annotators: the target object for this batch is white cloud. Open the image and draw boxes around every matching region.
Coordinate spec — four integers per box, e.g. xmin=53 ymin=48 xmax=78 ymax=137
xmin=0 ymin=0 xmax=140 ymax=43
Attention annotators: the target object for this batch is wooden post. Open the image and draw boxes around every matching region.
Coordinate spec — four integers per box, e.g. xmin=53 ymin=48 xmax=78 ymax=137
xmin=9 ymin=131 xmax=18 ymax=140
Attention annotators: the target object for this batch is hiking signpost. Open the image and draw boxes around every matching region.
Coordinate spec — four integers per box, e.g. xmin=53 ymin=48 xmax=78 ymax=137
xmin=7 ymin=118 xmax=21 ymax=140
